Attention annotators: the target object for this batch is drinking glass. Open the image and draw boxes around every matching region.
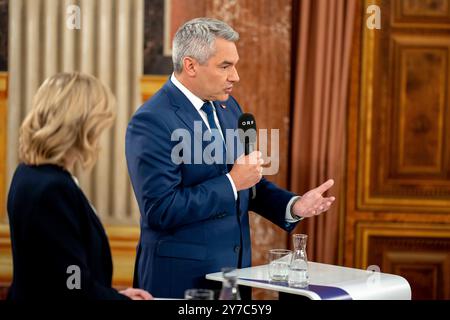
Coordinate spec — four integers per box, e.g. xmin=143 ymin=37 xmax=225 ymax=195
xmin=184 ymin=288 xmax=214 ymax=300
xmin=268 ymin=249 xmax=292 ymax=282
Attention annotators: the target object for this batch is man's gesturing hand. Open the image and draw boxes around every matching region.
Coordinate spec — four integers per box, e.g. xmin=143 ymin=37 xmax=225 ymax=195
xmin=292 ymin=179 xmax=336 ymax=218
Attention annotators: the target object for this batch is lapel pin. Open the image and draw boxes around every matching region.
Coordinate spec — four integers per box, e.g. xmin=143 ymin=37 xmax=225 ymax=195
xmin=220 ymin=104 xmax=227 ymax=109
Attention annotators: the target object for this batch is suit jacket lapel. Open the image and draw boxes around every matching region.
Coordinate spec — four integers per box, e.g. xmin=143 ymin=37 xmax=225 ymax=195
xmin=163 ymin=79 xmax=208 ymax=135
xmin=214 ymin=101 xmax=241 ymax=166
xmin=164 ymin=80 xmax=227 ymax=168
xmin=212 ymin=101 xmax=231 ymax=141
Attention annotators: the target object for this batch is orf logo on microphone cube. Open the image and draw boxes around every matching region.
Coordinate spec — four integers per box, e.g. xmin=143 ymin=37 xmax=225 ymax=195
xmin=242 ymin=120 xmax=254 ymax=126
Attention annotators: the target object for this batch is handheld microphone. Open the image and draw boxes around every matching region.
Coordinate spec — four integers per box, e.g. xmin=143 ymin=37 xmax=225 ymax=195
xmin=238 ymin=113 xmax=257 ymax=199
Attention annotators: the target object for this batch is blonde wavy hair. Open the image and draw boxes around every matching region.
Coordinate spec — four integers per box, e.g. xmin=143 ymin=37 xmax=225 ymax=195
xmin=19 ymin=72 xmax=116 ymax=170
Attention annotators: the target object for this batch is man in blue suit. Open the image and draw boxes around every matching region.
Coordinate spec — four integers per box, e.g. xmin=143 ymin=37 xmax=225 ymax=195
xmin=126 ymin=18 xmax=335 ymax=298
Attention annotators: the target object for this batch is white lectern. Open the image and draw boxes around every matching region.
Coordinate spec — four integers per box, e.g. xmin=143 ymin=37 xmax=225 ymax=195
xmin=206 ymin=262 xmax=411 ymax=300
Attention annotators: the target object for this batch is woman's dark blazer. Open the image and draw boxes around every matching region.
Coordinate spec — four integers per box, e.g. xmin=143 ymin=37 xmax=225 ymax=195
xmin=7 ymin=163 xmax=128 ymax=300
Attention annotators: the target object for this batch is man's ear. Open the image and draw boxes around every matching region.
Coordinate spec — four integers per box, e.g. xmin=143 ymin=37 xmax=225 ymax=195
xmin=183 ymin=57 xmax=197 ymax=77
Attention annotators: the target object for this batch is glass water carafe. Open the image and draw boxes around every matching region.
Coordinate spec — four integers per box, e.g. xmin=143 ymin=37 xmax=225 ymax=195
xmin=219 ymin=267 xmax=241 ymax=300
xmin=288 ymin=234 xmax=309 ymax=288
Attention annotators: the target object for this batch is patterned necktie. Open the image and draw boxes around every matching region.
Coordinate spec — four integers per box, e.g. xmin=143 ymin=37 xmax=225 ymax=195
xmin=201 ymin=102 xmax=227 ymax=168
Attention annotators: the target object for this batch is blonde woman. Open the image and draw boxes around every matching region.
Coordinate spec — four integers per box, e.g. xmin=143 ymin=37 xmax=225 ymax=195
xmin=7 ymin=72 xmax=152 ymax=300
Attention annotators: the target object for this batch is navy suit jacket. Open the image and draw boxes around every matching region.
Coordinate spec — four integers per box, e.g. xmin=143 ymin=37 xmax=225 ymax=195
xmin=126 ymin=79 xmax=298 ymax=298
xmin=7 ymin=164 xmax=128 ymax=300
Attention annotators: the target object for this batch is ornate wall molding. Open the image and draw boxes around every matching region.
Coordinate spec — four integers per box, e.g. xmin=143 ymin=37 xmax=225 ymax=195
xmin=357 ymin=0 xmax=450 ymax=212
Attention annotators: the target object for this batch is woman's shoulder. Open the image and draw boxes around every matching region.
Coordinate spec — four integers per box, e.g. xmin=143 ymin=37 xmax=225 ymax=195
xmin=11 ymin=163 xmax=77 ymax=196
xmin=8 ymin=164 xmax=84 ymax=224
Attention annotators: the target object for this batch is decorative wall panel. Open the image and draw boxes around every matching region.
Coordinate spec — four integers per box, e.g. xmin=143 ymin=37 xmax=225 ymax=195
xmin=358 ymin=1 xmax=450 ymax=212
xmin=345 ymin=0 xmax=450 ymax=300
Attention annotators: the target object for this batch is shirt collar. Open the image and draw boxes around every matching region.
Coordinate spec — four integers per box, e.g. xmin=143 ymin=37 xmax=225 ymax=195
xmin=170 ymin=73 xmax=211 ymax=112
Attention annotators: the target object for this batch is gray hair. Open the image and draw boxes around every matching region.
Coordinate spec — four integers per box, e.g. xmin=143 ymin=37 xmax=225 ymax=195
xmin=172 ymin=18 xmax=239 ymax=73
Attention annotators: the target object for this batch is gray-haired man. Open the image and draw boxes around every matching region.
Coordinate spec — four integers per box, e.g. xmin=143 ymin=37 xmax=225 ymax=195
xmin=126 ymin=17 xmax=335 ymax=298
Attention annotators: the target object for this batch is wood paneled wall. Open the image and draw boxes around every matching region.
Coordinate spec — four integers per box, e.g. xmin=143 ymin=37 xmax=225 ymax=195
xmin=345 ymin=0 xmax=450 ymax=299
